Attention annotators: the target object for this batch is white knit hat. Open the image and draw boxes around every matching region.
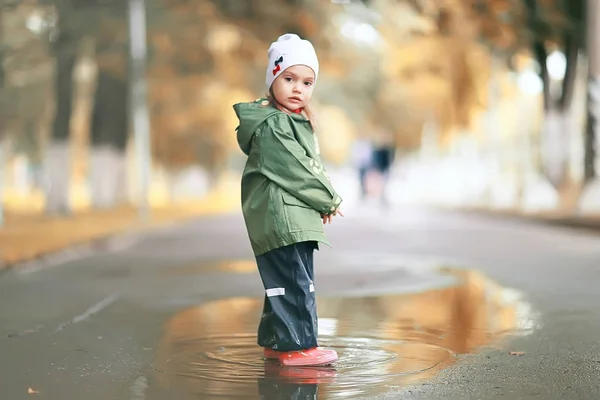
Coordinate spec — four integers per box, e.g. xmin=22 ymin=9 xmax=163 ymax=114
xmin=265 ymin=33 xmax=319 ymax=89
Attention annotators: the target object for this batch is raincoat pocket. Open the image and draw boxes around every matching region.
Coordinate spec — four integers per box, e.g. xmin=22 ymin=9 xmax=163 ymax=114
xmin=281 ymin=191 xmax=322 ymax=233
xmin=281 ymin=191 xmax=312 ymax=208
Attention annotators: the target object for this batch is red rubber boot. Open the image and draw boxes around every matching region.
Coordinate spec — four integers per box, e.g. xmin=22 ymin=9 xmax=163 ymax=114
xmin=264 ymin=347 xmax=334 ymax=361
xmin=278 ymin=347 xmax=338 ymax=366
xmin=263 ymin=348 xmax=279 ymax=360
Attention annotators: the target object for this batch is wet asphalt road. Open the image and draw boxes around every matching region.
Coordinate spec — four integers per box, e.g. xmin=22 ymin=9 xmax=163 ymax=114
xmin=1 ymin=205 xmax=600 ymax=399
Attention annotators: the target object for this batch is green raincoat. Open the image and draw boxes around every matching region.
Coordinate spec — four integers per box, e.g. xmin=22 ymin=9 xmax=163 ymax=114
xmin=233 ymin=99 xmax=342 ymax=256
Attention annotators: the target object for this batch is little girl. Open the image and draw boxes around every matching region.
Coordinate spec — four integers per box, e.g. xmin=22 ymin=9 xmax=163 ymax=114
xmin=233 ymin=33 xmax=343 ymax=367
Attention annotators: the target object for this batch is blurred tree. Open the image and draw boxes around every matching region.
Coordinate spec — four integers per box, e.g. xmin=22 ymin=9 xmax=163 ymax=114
xmin=369 ymin=0 xmax=481 ymax=148
xmin=0 ymin=3 xmax=5 ymax=142
xmin=0 ymin=2 xmax=51 ymax=149
xmin=3 ymin=0 xmax=589 ymax=211
xmin=584 ymin=0 xmax=600 ymax=182
xmin=0 ymin=5 xmax=5 ymax=227
xmin=88 ymin=0 xmax=129 ymax=208
xmin=464 ymin=0 xmax=584 ymax=187
xmin=149 ymin=0 xmax=353 ymax=171
xmin=50 ymin=3 xmax=76 ymax=145
xmin=44 ymin=0 xmax=79 ymax=215
xmin=1 ymin=1 xmax=54 ymax=208
xmin=396 ymin=0 xmax=584 ymax=184
xmin=523 ymin=0 xmax=584 ymax=188
xmin=43 ymin=0 xmax=131 ymax=211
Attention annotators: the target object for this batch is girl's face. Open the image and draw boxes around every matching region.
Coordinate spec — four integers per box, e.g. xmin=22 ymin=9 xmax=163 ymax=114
xmin=271 ymin=65 xmax=315 ymax=111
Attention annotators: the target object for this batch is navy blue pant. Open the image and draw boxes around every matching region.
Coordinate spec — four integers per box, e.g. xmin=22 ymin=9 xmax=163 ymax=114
xmin=255 ymin=241 xmax=318 ymax=352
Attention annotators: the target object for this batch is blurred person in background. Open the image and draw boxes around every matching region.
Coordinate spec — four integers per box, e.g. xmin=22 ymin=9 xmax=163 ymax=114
xmin=350 ymin=137 xmax=374 ymax=201
xmin=371 ymin=129 xmax=396 ymax=207
xmin=233 ymin=33 xmax=343 ymax=367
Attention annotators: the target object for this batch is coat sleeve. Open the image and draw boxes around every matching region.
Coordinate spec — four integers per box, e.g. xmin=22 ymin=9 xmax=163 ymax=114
xmin=257 ymin=115 xmax=342 ymax=215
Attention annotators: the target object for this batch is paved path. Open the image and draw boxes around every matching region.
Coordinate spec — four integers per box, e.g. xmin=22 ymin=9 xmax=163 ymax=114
xmin=1 ymin=205 xmax=600 ymax=399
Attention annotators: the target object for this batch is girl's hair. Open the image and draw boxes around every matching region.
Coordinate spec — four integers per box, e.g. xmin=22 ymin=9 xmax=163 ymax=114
xmin=266 ymin=88 xmax=319 ymax=133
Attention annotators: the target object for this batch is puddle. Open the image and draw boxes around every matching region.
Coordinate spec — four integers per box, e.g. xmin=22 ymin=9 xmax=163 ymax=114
xmin=147 ymin=269 xmax=536 ymax=399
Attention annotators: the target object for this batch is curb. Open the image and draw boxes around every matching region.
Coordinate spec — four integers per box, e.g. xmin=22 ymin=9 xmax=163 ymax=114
xmin=447 ymin=207 xmax=600 ymax=233
xmin=0 ymin=210 xmax=235 ymax=273
xmin=0 ymin=223 xmax=165 ymax=273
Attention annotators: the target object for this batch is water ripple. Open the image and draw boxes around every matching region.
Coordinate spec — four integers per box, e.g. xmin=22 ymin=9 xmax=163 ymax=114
xmin=148 ymin=269 xmax=537 ymax=399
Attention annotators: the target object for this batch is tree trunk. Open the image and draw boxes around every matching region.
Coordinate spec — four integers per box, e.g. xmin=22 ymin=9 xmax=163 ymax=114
xmin=536 ymin=34 xmax=580 ymax=188
xmin=578 ymin=0 xmax=600 ymax=213
xmin=580 ymin=75 xmax=600 ymax=213
xmin=560 ymin=34 xmax=579 ymax=110
xmin=585 ymin=0 xmax=600 ymax=181
xmin=585 ymin=79 xmax=600 ymax=180
xmin=0 ymin=5 xmax=5 ymax=225
xmin=540 ymin=108 xmax=568 ymax=186
xmin=0 ymin=6 xmax=4 ymax=128
xmin=533 ymin=41 xmax=551 ymax=111
xmin=45 ymin=34 xmax=76 ymax=215
xmin=526 ymin=0 xmax=583 ymax=189
xmin=89 ymin=69 xmax=129 ymax=209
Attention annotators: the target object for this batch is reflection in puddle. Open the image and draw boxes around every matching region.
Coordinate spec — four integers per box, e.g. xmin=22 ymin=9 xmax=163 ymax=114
xmin=148 ymin=269 xmax=536 ymax=399
xmin=156 ymin=260 xmax=258 ymax=276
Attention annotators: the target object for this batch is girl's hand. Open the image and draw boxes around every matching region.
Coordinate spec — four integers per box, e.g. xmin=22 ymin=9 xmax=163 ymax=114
xmin=321 ymin=208 xmax=344 ymax=224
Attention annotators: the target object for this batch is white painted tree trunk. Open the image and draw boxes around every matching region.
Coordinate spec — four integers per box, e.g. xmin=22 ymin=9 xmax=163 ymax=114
xmin=44 ymin=140 xmax=71 ymax=215
xmin=578 ymin=0 xmax=600 ymax=214
xmin=518 ymin=106 xmax=566 ymax=213
xmin=578 ymin=76 xmax=600 ymax=214
xmin=540 ymin=108 xmax=570 ymax=187
xmin=89 ymin=145 xmax=126 ymax=209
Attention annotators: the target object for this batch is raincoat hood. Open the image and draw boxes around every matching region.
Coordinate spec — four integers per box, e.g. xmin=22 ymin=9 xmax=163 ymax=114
xmin=233 ymin=99 xmax=280 ymax=155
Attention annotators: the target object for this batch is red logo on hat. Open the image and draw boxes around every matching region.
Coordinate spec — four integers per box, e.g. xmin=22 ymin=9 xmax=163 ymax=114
xmin=272 ymin=56 xmax=283 ymax=75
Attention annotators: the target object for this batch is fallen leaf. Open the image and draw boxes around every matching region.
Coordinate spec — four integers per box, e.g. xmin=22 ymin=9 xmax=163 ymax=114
xmin=509 ymin=351 xmax=525 ymax=356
